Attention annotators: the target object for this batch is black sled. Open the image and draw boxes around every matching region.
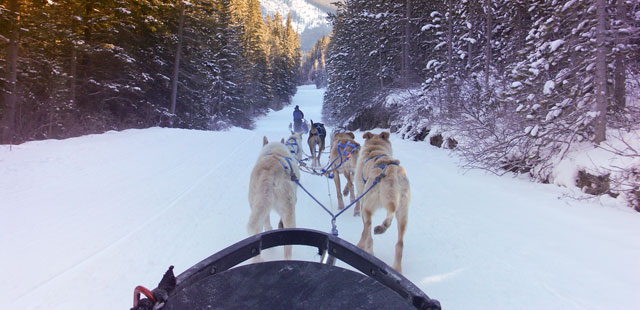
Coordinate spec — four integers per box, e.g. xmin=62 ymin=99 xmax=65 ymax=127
xmin=132 ymin=228 xmax=441 ymax=310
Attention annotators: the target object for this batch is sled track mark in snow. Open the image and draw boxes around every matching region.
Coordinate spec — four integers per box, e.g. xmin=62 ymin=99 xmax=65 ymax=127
xmin=160 ymin=133 xmax=257 ymax=211
xmin=12 ymin=132 xmax=257 ymax=304
xmin=541 ymin=283 xmax=588 ymax=310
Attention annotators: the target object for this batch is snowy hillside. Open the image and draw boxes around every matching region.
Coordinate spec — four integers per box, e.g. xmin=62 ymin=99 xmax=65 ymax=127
xmin=1 ymin=86 xmax=639 ymax=309
xmin=260 ymin=0 xmax=332 ymax=50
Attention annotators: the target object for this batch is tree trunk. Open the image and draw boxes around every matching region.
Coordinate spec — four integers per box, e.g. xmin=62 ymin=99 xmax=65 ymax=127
xmin=466 ymin=3 xmax=472 ymax=72
xmin=169 ymin=1 xmax=185 ymax=125
xmin=379 ymin=41 xmax=384 ymax=88
xmin=76 ymin=0 xmax=94 ymax=112
xmin=613 ymin=0 xmax=627 ymax=112
xmin=402 ymin=0 xmax=411 ymax=85
xmin=70 ymin=14 xmax=78 ymax=108
xmin=446 ymin=0 xmax=453 ymax=110
xmin=593 ymin=0 xmax=608 ymax=144
xmin=217 ymin=79 xmax=223 ymax=115
xmin=467 ymin=31 xmax=472 ymax=73
xmin=71 ymin=47 xmax=77 ymax=106
xmin=2 ymin=0 xmax=20 ymax=144
xmin=484 ymin=0 xmax=492 ymax=90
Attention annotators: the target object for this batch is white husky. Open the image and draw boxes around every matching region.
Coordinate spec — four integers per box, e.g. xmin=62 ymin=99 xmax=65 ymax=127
xmin=248 ymin=136 xmax=300 ymax=261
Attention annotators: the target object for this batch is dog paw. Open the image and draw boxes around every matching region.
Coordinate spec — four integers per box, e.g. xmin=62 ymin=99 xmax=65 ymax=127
xmin=353 ymin=210 xmax=360 ymax=217
xmin=374 ymin=225 xmax=387 ymax=234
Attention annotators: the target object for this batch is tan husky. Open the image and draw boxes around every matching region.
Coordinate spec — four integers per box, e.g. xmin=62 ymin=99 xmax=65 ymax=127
xmin=354 ymin=131 xmax=410 ymax=273
xmin=248 ymin=136 xmax=300 ymax=261
xmin=327 ymin=131 xmax=361 ymax=215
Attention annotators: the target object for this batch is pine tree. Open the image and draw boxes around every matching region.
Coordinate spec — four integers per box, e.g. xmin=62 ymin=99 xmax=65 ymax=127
xmin=209 ymin=0 xmax=245 ymax=129
xmin=0 ymin=0 xmax=20 ymax=143
xmin=300 ymin=35 xmax=329 ymax=87
xmin=283 ymin=12 xmax=301 ymax=99
xmin=0 ymin=0 xmax=303 ymax=142
xmin=324 ymin=0 xmax=399 ymax=126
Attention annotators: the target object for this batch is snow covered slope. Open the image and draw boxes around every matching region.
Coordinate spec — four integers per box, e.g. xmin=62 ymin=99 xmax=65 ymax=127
xmin=260 ymin=0 xmax=333 ymax=50
xmin=1 ymin=85 xmax=639 ymax=309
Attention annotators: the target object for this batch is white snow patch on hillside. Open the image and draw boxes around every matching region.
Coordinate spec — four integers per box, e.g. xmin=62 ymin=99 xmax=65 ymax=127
xmin=551 ymin=129 xmax=640 ymax=199
xmin=260 ymin=0 xmax=329 ymax=32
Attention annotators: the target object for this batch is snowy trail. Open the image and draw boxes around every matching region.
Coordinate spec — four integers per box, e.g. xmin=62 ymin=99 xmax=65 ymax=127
xmin=1 ymin=85 xmax=639 ymax=309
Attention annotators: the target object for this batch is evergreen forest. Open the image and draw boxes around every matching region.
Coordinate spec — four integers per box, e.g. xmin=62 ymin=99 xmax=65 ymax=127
xmin=0 ymin=0 xmax=301 ymax=144
xmin=323 ymin=0 xmax=639 ymax=186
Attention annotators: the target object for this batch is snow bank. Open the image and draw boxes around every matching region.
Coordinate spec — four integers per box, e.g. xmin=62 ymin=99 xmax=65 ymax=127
xmin=551 ymin=129 xmax=640 ymax=205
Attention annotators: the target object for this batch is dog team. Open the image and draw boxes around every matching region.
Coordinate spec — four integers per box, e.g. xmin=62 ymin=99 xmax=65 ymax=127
xmin=249 ymin=108 xmax=410 ymax=273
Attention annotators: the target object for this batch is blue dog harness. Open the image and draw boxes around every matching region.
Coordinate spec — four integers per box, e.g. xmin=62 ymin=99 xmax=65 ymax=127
xmin=267 ymin=153 xmax=297 ymax=180
xmin=285 ymin=137 xmax=300 ymax=157
xmin=361 ymin=154 xmax=399 ymax=184
xmin=336 ymin=140 xmax=359 ymax=160
xmin=310 ymin=123 xmax=326 ymax=137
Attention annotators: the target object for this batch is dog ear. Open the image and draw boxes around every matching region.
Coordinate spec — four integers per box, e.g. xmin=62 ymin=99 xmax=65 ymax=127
xmin=263 ymin=136 xmax=269 ymax=146
xmin=280 ymin=138 xmax=285 ymax=144
xmin=347 ymin=132 xmax=355 ymax=139
xmin=363 ymin=132 xmax=373 ymax=140
xmin=380 ymin=132 xmax=390 ymax=140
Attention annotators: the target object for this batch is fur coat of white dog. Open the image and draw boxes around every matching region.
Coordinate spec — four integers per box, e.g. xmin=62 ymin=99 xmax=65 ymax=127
xmin=354 ymin=131 xmax=410 ymax=273
xmin=248 ymin=136 xmax=300 ymax=261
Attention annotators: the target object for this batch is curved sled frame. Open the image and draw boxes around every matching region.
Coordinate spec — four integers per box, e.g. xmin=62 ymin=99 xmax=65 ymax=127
xmin=172 ymin=228 xmax=440 ymax=310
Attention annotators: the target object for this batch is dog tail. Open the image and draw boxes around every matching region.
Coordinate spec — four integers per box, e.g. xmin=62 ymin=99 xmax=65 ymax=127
xmin=374 ymin=206 xmax=396 ymax=235
xmin=377 ymin=158 xmax=400 ymax=166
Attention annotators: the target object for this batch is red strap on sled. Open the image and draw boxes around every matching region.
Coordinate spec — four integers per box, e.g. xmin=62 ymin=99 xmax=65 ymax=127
xmin=134 ymin=285 xmax=156 ymax=307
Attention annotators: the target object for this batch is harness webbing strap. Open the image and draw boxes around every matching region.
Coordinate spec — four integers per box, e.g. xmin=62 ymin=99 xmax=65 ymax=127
xmin=294 ymin=178 xmax=334 ymax=218
xmin=319 ymin=141 xmax=360 ymax=176
xmin=267 ymin=153 xmax=297 ymax=180
xmin=310 ymin=124 xmax=326 ymax=137
xmin=296 ymin=141 xmax=359 ymax=177
xmin=292 ymin=154 xmax=392 ymax=237
xmin=293 ymin=174 xmax=382 ymax=237
xmin=285 ymin=138 xmax=300 ymax=156
xmin=270 ymin=140 xmax=390 ymax=237
xmin=361 ymin=154 xmax=398 ymax=184
xmin=333 ymin=127 xmax=348 ymax=135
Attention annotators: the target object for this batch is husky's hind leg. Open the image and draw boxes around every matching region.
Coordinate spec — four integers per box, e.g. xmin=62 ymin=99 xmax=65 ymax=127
xmin=247 ymin=207 xmax=268 ymax=262
xmin=280 ymin=210 xmax=296 ymax=260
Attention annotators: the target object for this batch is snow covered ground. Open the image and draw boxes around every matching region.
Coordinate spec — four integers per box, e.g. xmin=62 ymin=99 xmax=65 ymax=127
xmin=1 ymin=85 xmax=639 ymax=309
